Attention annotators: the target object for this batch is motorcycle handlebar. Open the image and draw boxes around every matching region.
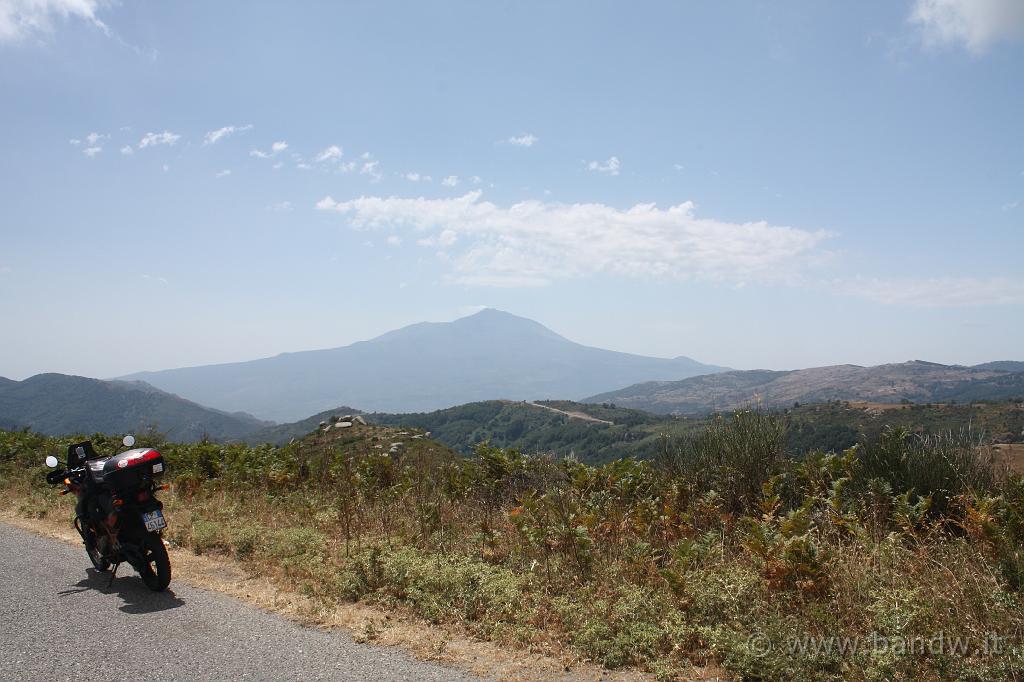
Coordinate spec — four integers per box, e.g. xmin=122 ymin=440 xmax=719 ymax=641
xmin=45 ymin=466 xmax=84 ymax=485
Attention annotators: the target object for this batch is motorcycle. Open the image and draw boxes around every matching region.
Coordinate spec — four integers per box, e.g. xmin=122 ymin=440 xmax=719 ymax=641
xmin=44 ymin=435 xmax=172 ymax=591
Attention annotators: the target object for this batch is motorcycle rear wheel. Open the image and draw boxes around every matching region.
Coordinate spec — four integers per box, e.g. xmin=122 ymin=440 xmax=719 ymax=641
xmin=139 ymin=533 xmax=171 ymax=592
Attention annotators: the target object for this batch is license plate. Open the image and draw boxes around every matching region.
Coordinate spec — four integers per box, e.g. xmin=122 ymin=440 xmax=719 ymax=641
xmin=142 ymin=510 xmax=166 ymax=532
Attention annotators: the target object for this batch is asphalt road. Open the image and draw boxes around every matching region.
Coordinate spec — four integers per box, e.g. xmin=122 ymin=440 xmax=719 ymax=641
xmin=0 ymin=522 xmax=476 ymax=681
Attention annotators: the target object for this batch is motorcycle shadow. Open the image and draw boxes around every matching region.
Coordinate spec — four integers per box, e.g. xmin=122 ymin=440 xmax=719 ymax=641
xmin=59 ymin=568 xmax=186 ymax=614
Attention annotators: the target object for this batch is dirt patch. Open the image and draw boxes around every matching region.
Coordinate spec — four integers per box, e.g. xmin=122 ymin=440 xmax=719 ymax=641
xmin=0 ymin=511 xmax=724 ymax=681
xmin=993 ymin=444 xmax=1024 ymax=474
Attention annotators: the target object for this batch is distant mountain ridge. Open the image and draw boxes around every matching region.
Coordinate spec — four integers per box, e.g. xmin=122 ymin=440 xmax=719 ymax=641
xmin=0 ymin=373 xmax=270 ymax=442
xmin=974 ymin=361 xmax=1024 ymax=373
xmin=585 ymin=361 xmax=1024 ymax=415
xmin=121 ymin=309 xmax=730 ymax=421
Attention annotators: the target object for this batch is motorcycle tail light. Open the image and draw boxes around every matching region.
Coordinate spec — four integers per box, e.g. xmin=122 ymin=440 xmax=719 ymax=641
xmin=137 ymin=490 xmax=150 ymax=502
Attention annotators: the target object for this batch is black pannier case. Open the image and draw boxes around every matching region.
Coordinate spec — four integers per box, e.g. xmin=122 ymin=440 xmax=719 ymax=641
xmin=101 ymin=448 xmax=166 ymax=495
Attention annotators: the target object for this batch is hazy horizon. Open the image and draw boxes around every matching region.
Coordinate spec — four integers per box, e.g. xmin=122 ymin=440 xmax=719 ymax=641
xmin=2 ymin=1 xmax=1022 ymax=380
xmin=0 ymin=306 xmax=1018 ymax=382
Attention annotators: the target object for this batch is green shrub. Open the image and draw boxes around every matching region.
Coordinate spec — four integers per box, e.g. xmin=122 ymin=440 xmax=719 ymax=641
xmin=855 ymin=427 xmax=995 ymax=517
xmin=268 ymin=526 xmax=325 ymax=559
xmin=659 ymin=409 xmax=786 ymax=513
xmin=230 ymin=524 xmax=263 ymax=559
xmin=190 ymin=519 xmax=230 ymax=555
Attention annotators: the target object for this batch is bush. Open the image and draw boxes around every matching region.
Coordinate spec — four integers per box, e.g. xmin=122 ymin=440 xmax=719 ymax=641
xmin=658 ymin=410 xmax=786 ymax=513
xmin=855 ymin=427 xmax=996 ymax=517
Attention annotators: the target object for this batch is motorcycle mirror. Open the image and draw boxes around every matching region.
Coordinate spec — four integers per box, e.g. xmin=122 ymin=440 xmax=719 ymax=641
xmin=123 ymin=435 xmax=136 ymax=448
xmin=45 ymin=455 xmax=58 ymax=468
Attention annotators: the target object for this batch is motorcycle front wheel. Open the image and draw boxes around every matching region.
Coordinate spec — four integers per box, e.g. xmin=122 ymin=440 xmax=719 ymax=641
xmin=84 ymin=540 xmax=110 ymax=569
xmin=81 ymin=525 xmax=110 ymax=572
xmin=138 ymin=533 xmax=171 ymax=592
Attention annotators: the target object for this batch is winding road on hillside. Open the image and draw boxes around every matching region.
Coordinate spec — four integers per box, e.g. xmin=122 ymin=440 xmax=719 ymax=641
xmin=0 ymin=522 xmax=475 ymax=681
xmin=526 ymin=401 xmax=613 ymax=425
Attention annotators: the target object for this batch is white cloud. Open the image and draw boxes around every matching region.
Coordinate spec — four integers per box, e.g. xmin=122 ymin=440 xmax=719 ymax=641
xmin=910 ymin=0 xmax=1024 ymax=52
xmin=417 ymin=228 xmax=458 ymax=247
xmin=268 ymin=201 xmax=292 ymax=212
xmin=507 ymin=133 xmax=538 ymax=147
xmin=587 ymin=156 xmax=621 ymax=176
xmin=162 ymin=164 xmax=169 ymax=172
xmin=120 ymin=145 xmax=133 ymax=155
xmin=360 ymin=158 xmax=382 ymax=182
xmin=469 ymin=175 xmax=482 ymax=184
xmin=316 ymin=191 xmax=831 ymax=288
xmin=141 ymin=273 xmax=169 ymax=285
xmin=138 ymin=131 xmax=180 ymax=149
xmin=0 ymin=0 xmax=108 ymax=43
xmin=840 ymin=276 xmax=1024 ymax=307
xmin=68 ymin=138 xmax=80 ymax=145
xmin=82 ymin=146 xmax=101 ymax=156
xmin=405 ymin=172 xmax=422 ymax=182
xmin=442 ymin=176 xmax=459 ymax=187
xmin=250 ymin=140 xmax=288 ymax=158
xmin=203 ymin=124 xmax=253 ymax=145
xmin=216 ymin=169 xmax=231 ymax=178
xmin=314 ymin=145 xmax=343 ymax=163
xmin=85 ymin=131 xmax=106 ymax=145
xmin=1002 ymin=200 xmax=1019 ymax=211
xmin=386 ymin=234 xmax=402 ymax=246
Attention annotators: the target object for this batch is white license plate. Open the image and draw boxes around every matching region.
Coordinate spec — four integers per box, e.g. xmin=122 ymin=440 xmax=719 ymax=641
xmin=142 ymin=510 xmax=166 ymax=532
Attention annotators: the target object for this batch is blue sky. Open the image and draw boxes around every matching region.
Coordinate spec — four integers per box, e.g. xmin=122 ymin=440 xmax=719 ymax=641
xmin=1 ymin=0 xmax=1022 ymax=380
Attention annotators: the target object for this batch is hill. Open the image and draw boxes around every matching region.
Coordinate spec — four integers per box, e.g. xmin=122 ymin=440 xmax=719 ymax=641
xmin=0 ymin=373 xmax=270 ymax=442
xmin=121 ymin=308 xmax=728 ymax=421
xmin=586 ymin=361 xmax=1024 ymax=415
xmin=975 ymin=361 xmax=1024 ymax=373
xmin=245 ymin=405 xmax=363 ymax=445
xmin=365 ymin=400 xmax=695 ymax=463
xmin=320 ymin=398 xmax=1021 ymax=464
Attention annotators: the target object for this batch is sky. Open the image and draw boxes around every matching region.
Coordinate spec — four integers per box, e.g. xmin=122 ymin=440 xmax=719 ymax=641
xmin=1 ymin=0 xmax=1022 ymax=380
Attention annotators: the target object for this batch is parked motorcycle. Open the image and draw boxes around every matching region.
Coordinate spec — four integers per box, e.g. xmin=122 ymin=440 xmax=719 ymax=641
xmin=44 ymin=435 xmax=172 ymax=591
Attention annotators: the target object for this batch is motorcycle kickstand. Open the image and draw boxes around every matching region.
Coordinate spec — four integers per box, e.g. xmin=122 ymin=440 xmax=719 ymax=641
xmin=108 ymin=563 xmax=119 ymax=587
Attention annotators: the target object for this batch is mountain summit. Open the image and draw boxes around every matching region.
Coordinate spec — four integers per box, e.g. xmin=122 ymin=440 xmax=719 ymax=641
xmin=122 ymin=309 xmax=727 ymax=421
